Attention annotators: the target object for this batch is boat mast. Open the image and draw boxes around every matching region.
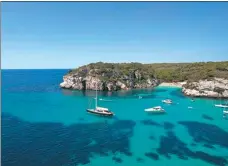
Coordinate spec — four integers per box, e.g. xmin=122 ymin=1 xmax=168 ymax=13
xmin=95 ymin=79 xmax=98 ymax=109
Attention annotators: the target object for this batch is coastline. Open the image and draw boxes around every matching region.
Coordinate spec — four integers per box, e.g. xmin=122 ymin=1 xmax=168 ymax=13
xmin=158 ymin=82 xmax=186 ymax=88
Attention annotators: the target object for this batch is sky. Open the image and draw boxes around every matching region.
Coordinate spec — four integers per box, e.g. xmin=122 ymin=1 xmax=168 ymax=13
xmin=2 ymin=2 xmax=228 ymax=69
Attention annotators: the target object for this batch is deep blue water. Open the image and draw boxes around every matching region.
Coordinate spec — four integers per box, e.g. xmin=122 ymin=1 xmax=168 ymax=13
xmin=2 ymin=69 xmax=228 ymax=166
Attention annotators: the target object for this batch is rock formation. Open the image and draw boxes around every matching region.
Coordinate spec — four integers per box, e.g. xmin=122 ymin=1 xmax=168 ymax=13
xmin=182 ymin=78 xmax=228 ymax=98
xmin=60 ymin=70 xmax=159 ymax=91
xmin=60 ymin=62 xmax=228 ymax=98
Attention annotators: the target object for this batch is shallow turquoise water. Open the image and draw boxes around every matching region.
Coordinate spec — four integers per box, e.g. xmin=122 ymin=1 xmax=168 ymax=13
xmin=2 ymin=70 xmax=228 ymax=166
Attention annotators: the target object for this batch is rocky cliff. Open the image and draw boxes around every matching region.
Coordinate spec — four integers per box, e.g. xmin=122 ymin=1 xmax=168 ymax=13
xmin=182 ymin=78 xmax=228 ymax=98
xmin=60 ymin=67 xmax=159 ymax=91
xmin=60 ymin=62 xmax=228 ymax=97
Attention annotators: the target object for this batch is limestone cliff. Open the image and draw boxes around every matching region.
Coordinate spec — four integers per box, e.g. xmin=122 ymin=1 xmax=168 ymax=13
xmin=60 ymin=68 xmax=159 ymax=91
xmin=60 ymin=62 xmax=228 ymax=98
xmin=182 ymin=78 xmax=228 ymax=98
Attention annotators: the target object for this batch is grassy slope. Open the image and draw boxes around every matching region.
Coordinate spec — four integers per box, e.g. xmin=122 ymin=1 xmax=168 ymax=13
xmin=68 ymin=61 xmax=228 ymax=82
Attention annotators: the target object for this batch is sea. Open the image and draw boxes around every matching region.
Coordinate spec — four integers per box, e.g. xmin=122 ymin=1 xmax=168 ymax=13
xmin=2 ymin=69 xmax=228 ymax=166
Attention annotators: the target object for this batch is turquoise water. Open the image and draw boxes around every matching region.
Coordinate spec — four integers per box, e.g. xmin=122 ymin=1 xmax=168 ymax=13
xmin=2 ymin=70 xmax=228 ymax=166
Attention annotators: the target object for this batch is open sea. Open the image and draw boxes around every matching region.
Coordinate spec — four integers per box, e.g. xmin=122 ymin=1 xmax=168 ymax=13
xmin=2 ymin=69 xmax=228 ymax=166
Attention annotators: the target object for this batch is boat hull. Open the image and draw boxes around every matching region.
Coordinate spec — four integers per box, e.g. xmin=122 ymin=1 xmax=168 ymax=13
xmin=145 ymin=111 xmax=166 ymax=114
xmin=145 ymin=109 xmax=165 ymax=114
xmin=86 ymin=109 xmax=114 ymax=116
xmin=215 ymin=104 xmax=228 ymax=108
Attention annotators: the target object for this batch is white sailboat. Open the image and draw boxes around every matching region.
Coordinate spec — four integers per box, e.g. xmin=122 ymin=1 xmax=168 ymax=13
xmin=86 ymin=81 xmax=114 ymax=116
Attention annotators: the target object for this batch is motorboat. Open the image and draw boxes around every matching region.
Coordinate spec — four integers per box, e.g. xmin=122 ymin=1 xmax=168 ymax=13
xmin=162 ymin=99 xmax=172 ymax=104
xmin=145 ymin=106 xmax=165 ymax=113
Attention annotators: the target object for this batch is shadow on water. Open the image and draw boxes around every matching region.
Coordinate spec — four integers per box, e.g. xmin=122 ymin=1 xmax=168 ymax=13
xmin=178 ymin=121 xmax=228 ymax=149
xmin=169 ymin=89 xmax=185 ymax=98
xmin=112 ymin=156 xmax=123 ymax=163
xmin=163 ymin=122 xmax=175 ymax=130
xmin=136 ymin=157 xmax=144 ymax=163
xmin=2 ymin=113 xmax=135 ymax=166
xmin=65 ymin=88 xmax=160 ymax=100
xmin=203 ymin=144 xmax=215 ymax=149
xmin=155 ymin=131 xmax=227 ymax=165
xmin=142 ymin=120 xmax=227 ymax=165
xmin=202 ymin=114 xmax=214 ymax=121
xmin=149 ymin=135 xmax=156 ymax=140
xmin=140 ymin=119 xmax=163 ymax=127
xmin=154 ymin=88 xmax=168 ymax=93
xmin=145 ymin=152 xmax=159 ymax=160
xmin=141 ymin=120 xmax=175 ymax=131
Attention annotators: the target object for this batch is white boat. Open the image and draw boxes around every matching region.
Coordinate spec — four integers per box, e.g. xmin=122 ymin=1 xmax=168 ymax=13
xmin=188 ymin=106 xmax=193 ymax=109
xmin=87 ymin=107 xmax=114 ymax=116
xmin=145 ymin=106 xmax=165 ymax=113
xmin=223 ymin=110 xmax=228 ymax=114
xmin=99 ymin=98 xmax=113 ymax=102
xmin=87 ymin=81 xmax=114 ymax=117
xmin=215 ymin=104 xmax=228 ymax=108
xmin=162 ymin=99 xmax=172 ymax=104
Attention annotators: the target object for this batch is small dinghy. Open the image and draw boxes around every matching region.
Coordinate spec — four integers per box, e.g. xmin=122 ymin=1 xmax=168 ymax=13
xmin=162 ymin=99 xmax=172 ymax=104
xmin=145 ymin=106 xmax=165 ymax=113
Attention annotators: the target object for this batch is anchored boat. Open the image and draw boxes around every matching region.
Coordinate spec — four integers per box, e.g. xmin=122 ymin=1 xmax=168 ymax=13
xmin=215 ymin=104 xmax=228 ymax=108
xmin=86 ymin=81 xmax=114 ymax=117
xmin=162 ymin=99 xmax=172 ymax=104
xmin=87 ymin=106 xmax=114 ymax=116
xmin=145 ymin=106 xmax=165 ymax=113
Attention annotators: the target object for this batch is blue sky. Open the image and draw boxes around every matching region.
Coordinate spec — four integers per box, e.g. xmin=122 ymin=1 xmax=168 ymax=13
xmin=2 ymin=2 xmax=228 ymax=69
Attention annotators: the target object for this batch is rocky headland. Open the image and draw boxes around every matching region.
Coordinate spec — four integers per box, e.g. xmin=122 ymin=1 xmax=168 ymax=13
xmin=60 ymin=69 xmax=159 ymax=91
xmin=182 ymin=78 xmax=228 ymax=98
xmin=60 ymin=62 xmax=228 ymax=98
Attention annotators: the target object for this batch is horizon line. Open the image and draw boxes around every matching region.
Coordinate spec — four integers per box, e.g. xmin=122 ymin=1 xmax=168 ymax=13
xmin=1 ymin=60 xmax=227 ymax=70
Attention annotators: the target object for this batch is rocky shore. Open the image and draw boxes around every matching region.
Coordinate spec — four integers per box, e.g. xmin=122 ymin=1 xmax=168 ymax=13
xmin=182 ymin=78 xmax=228 ymax=98
xmin=60 ymin=62 xmax=228 ymax=98
xmin=60 ymin=74 xmax=228 ymax=98
xmin=60 ymin=72 xmax=159 ymax=91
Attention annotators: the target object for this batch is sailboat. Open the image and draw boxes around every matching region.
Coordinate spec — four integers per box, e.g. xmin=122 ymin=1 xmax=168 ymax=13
xmin=86 ymin=81 xmax=114 ymax=116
